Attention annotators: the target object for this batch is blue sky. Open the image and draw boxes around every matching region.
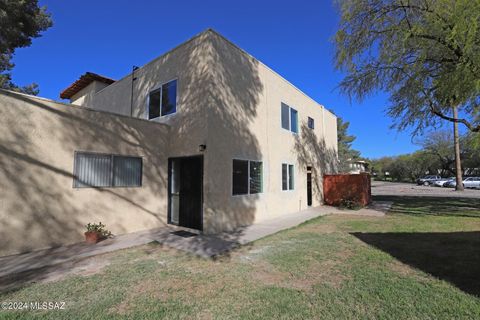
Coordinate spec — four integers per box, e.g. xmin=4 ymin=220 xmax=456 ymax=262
xmin=10 ymin=0 xmax=423 ymax=159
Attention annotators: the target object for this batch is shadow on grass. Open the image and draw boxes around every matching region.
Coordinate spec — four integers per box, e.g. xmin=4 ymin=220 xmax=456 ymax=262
xmin=373 ymin=195 xmax=480 ymax=218
xmin=352 ymin=231 xmax=480 ymax=297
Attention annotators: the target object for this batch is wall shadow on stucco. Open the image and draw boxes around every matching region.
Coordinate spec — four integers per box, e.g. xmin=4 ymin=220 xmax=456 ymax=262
xmin=294 ymin=122 xmax=338 ymax=203
xmin=0 ymin=90 xmax=170 ymax=257
xmin=0 ymin=30 xmax=264 ymax=263
xmin=127 ymin=30 xmax=264 ymax=234
xmin=352 ymin=231 xmax=480 ymax=297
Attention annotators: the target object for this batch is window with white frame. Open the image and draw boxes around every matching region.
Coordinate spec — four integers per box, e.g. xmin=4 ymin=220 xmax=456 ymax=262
xmin=282 ymin=163 xmax=294 ymax=190
xmin=280 ymin=103 xmax=298 ymax=133
xmin=74 ymin=152 xmax=142 ymax=188
xmin=148 ymin=79 xmax=177 ymax=119
xmin=232 ymin=159 xmax=263 ymax=195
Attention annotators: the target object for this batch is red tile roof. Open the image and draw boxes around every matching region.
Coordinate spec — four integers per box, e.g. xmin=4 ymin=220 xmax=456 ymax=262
xmin=60 ymin=72 xmax=115 ymax=99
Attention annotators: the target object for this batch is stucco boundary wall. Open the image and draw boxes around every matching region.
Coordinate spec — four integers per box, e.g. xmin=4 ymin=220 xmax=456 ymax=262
xmin=0 ymin=89 xmax=170 ymax=256
xmin=323 ymin=173 xmax=372 ymax=206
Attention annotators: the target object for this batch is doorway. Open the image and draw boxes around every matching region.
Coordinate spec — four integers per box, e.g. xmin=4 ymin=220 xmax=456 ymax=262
xmin=307 ymin=166 xmax=312 ymax=206
xmin=168 ymin=155 xmax=203 ymax=230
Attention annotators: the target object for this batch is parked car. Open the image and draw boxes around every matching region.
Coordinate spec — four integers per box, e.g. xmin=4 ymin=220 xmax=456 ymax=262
xmin=443 ymin=178 xmax=456 ymax=187
xmin=444 ymin=177 xmax=480 ymax=189
xmin=463 ymin=177 xmax=480 ymax=189
xmin=433 ymin=177 xmax=455 ymax=187
xmin=416 ymin=175 xmax=441 ymax=186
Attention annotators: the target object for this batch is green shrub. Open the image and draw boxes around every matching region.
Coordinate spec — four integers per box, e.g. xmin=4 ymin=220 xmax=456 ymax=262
xmin=85 ymin=222 xmax=112 ymax=237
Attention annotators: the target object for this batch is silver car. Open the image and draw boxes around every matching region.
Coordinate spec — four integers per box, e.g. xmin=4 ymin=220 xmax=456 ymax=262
xmin=463 ymin=177 xmax=480 ymax=189
xmin=433 ymin=177 xmax=454 ymax=187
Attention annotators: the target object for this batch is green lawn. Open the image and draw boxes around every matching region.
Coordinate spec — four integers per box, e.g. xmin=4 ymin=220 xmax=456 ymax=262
xmin=1 ymin=198 xmax=480 ymax=319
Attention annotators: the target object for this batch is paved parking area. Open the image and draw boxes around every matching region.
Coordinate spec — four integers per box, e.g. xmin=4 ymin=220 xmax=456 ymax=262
xmin=372 ymin=181 xmax=480 ymax=198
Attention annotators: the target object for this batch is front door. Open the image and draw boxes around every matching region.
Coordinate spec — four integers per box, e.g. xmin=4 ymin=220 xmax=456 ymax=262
xmin=307 ymin=166 xmax=312 ymax=206
xmin=168 ymin=156 xmax=203 ymax=230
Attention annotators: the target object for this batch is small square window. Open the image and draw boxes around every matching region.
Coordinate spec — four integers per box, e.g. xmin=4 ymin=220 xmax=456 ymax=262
xmin=308 ymin=117 xmax=314 ymax=129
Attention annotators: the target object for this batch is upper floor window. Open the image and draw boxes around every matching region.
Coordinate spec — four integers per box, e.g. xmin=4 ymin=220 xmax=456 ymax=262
xmin=308 ymin=117 xmax=314 ymax=129
xmin=148 ymin=79 xmax=177 ymax=119
xmin=281 ymin=103 xmax=298 ymax=133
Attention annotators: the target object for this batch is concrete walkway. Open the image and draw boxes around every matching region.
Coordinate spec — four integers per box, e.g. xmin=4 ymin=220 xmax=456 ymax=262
xmin=0 ymin=205 xmax=333 ymax=281
xmin=0 ymin=202 xmax=388 ymax=288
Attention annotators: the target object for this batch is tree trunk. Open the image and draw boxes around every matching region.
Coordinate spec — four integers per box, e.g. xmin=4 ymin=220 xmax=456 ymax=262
xmin=453 ymin=106 xmax=464 ymax=191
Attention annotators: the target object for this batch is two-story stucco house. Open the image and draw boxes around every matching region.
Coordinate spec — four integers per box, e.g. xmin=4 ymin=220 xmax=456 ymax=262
xmin=60 ymin=28 xmax=338 ymax=233
xmin=0 ymin=29 xmax=337 ymax=255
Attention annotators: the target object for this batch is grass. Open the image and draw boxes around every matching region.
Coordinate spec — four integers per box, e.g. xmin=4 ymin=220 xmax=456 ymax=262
xmin=1 ymin=198 xmax=480 ymax=319
xmin=374 ymin=195 xmax=480 ymax=218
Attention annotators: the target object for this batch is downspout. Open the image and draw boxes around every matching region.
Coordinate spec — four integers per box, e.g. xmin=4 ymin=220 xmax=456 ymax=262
xmin=130 ymin=66 xmax=139 ymax=117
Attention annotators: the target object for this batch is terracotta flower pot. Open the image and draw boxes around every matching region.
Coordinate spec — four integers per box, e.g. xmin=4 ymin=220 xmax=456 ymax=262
xmin=84 ymin=231 xmax=103 ymax=244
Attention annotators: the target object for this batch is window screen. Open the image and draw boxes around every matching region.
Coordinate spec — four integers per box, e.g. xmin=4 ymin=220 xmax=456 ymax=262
xmin=232 ymin=160 xmax=249 ymax=195
xmin=281 ymin=103 xmax=290 ymax=130
xmin=74 ymin=152 xmax=142 ymax=188
xmin=161 ymin=80 xmax=177 ymax=116
xmin=249 ymin=161 xmax=263 ymax=194
xmin=290 ymin=108 xmax=298 ymax=133
xmin=74 ymin=153 xmax=112 ymax=187
xmin=113 ymin=156 xmax=142 ymax=187
xmin=308 ymin=117 xmax=314 ymax=129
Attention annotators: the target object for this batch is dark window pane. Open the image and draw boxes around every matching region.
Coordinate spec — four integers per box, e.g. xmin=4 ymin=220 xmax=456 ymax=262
xmin=308 ymin=117 xmax=314 ymax=129
xmin=233 ymin=160 xmax=249 ymax=195
xmin=149 ymin=89 xmax=161 ymax=119
xmin=290 ymin=108 xmax=298 ymax=133
xmin=74 ymin=153 xmax=112 ymax=187
xmin=288 ymin=164 xmax=294 ymax=190
xmin=113 ymin=156 xmax=142 ymax=187
xmin=249 ymin=161 xmax=263 ymax=194
xmin=161 ymin=80 xmax=177 ymax=116
xmin=281 ymin=103 xmax=289 ymax=130
xmin=282 ymin=163 xmax=288 ymax=190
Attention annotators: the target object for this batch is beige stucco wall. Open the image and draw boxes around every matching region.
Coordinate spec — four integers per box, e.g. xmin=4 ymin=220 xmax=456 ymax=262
xmin=0 ymin=30 xmax=337 ymax=255
xmin=70 ymin=81 xmax=110 ymax=107
xmin=82 ymin=30 xmax=338 ymax=233
xmin=0 ymin=90 xmax=170 ymax=256
xmin=203 ymin=32 xmax=338 ymax=232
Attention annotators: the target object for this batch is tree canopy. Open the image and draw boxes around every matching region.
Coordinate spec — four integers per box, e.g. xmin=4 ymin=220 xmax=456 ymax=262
xmin=337 ymin=117 xmax=361 ymax=172
xmin=0 ymin=0 xmax=52 ymax=95
xmin=335 ymin=0 xmax=480 ymax=133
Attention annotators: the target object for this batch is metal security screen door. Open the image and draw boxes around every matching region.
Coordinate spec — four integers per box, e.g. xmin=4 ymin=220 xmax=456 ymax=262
xmin=168 ymin=156 xmax=203 ymax=230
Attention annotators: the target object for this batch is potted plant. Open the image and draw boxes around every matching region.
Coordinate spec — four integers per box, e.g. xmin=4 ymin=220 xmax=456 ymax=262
xmin=84 ymin=222 xmax=112 ymax=244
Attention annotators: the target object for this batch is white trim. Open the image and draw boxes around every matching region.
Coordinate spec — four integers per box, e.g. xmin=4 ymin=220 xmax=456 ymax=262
xmin=146 ymin=78 xmax=178 ymax=120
